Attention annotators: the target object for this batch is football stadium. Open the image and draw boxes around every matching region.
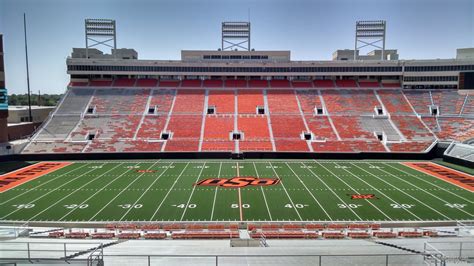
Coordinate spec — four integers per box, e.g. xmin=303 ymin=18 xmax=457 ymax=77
xmin=0 ymin=1 xmax=474 ymax=265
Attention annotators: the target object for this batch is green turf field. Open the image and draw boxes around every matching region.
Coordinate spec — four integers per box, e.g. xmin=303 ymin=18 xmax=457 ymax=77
xmin=1 ymin=160 xmax=473 ymax=223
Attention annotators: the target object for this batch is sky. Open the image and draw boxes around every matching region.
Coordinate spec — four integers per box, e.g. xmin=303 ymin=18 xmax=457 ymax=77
xmin=0 ymin=0 xmax=473 ymax=94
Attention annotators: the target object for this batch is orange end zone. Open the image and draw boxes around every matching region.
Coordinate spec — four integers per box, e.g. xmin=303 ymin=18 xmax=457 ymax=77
xmin=0 ymin=162 xmax=72 ymax=193
xmin=402 ymin=162 xmax=474 ymax=192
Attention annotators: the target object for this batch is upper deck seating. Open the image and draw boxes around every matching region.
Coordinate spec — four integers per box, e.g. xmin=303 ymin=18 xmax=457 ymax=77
xmin=270 ymin=115 xmax=306 ymax=139
xmin=136 ymin=115 xmax=168 ymax=139
xmin=203 ymin=79 xmax=223 ymax=88
xmin=331 ymin=116 xmax=376 ymax=139
xmin=305 ymin=115 xmax=337 ymax=140
xmin=136 ymin=79 xmax=158 ymax=87
xmin=225 ymin=79 xmax=247 ymax=88
xmin=69 ymin=81 xmax=88 ymax=87
xmin=167 ymin=115 xmax=203 ymax=139
xmin=430 ymin=117 xmax=474 ymax=142
xmin=208 ymin=90 xmax=235 ymax=114
xmin=238 ymin=116 xmax=271 ymax=140
xmin=267 ymin=90 xmax=300 ymax=114
xmin=291 ymin=81 xmax=313 ymax=88
xmin=387 ymin=141 xmax=433 ymax=152
xmin=269 ymin=80 xmax=290 ymax=88
xmin=35 ymin=115 xmax=82 ymax=141
xmin=148 ymin=89 xmax=174 ymax=114
xmin=462 ymin=95 xmax=474 ymax=115
xmin=313 ymin=80 xmax=335 ymax=88
xmin=321 ymin=89 xmax=379 ymax=115
xmin=335 ymin=80 xmax=358 ymax=88
xmin=89 ymin=89 xmax=148 ymax=114
xmin=237 ymin=90 xmax=264 ymax=114
xmin=312 ymin=140 xmax=386 ymax=152
xmin=248 ymin=80 xmax=268 ymax=88
xmin=431 ymin=90 xmax=466 ymax=115
xmin=159 ymin=80 xmax=180 ymax=87
xmin=377 ymin=90 xmax=414 ymax=114
xmin=296 ymin=90 xmax=322 ymax=114
xmin=203 ymin=116 xmax=234 ymax=140
xmin=23 ymin=87 xmax=473 ymax=154
xmin=358 ymin=81 xmax=379 ymax=88
xmin=89 ymin=80 xmax=113 ymax=87
xmin=181 ymin=79 xmax=202 ymax=87
xmin=403 ymin=90 xmax=432 ymax=115
xmin=172 ymin=90 xmax=205 ymax=113
xmin=391 ymin=116 xmax=434 ymax=141
xmin=113 ymin=78 xmax=136 ymax=87
xmin=381 ymin=82 xmax=401 ymax=88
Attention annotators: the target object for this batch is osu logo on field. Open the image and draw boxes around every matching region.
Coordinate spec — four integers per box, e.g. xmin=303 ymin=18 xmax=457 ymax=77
xmin=350 ymin=194 xmax=376 ymax=200
xmin=195 ymin=177 xmax=280 ymax=188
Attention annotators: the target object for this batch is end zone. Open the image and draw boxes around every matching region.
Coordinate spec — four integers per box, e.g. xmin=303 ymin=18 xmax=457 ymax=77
xmin=0 ymin=162 xmax=72 ymax=193
xmin=402 ymin=162 xmax=474 ymax=192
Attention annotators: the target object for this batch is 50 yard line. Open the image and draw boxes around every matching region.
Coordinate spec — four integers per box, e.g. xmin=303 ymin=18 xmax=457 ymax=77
xmin=237 ymin=162 xmax=243 ymax=221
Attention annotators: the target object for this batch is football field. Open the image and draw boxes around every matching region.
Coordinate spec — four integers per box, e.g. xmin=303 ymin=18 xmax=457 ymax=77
xmin=1 ymin=160 xmax=473 ymax=223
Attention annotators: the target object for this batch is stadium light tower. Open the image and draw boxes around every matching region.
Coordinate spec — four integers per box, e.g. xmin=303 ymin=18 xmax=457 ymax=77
xmin=222 ymin=22 xmax=251 ymax=51
xmin=354 ymin=20 xmax=386 ymax=60
xmin=85 ymin=19 xmax=117 ymax=58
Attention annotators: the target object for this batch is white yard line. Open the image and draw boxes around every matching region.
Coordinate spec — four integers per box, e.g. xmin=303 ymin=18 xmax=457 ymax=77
xmin=118 ymin=161 xmax=172 ymax=221
xmin=87 ymin=161 xmax=162 ymax=221
xmin=300 ymin=162 xmax=362 ymax=221
xmin=0 ymin=163 xmax=88 ymax=206
xmin=1 ymin=163 xmax=106 ymax=219
xmin=253 ymin=162 xmax=273 ymax=221
xmin=284 ymin=162 xmax=332 ymax=221
xmin=351 ymin=163 xmax=453 ymax=220
xmin=59 ymin=162 xmax=138 ymax=221
xmin=386 ymin=163 xmax=473 ymax=204
xmin=148 ymin=162 xmax=191 ymax=221
xmin=365 ymin=163 xmax=473 ymax=218
xmin=180 ymin=162 xmax=207 ymax=221
xmin=268 ymin=162 xmax=303 ymax=220
xmin=321 ymin=162 xmax=420 ymax=221
xmin=25 ymin=163 xmax=125 ymax=221
xmin=210 ymin=162 xmax=222 ymax=221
